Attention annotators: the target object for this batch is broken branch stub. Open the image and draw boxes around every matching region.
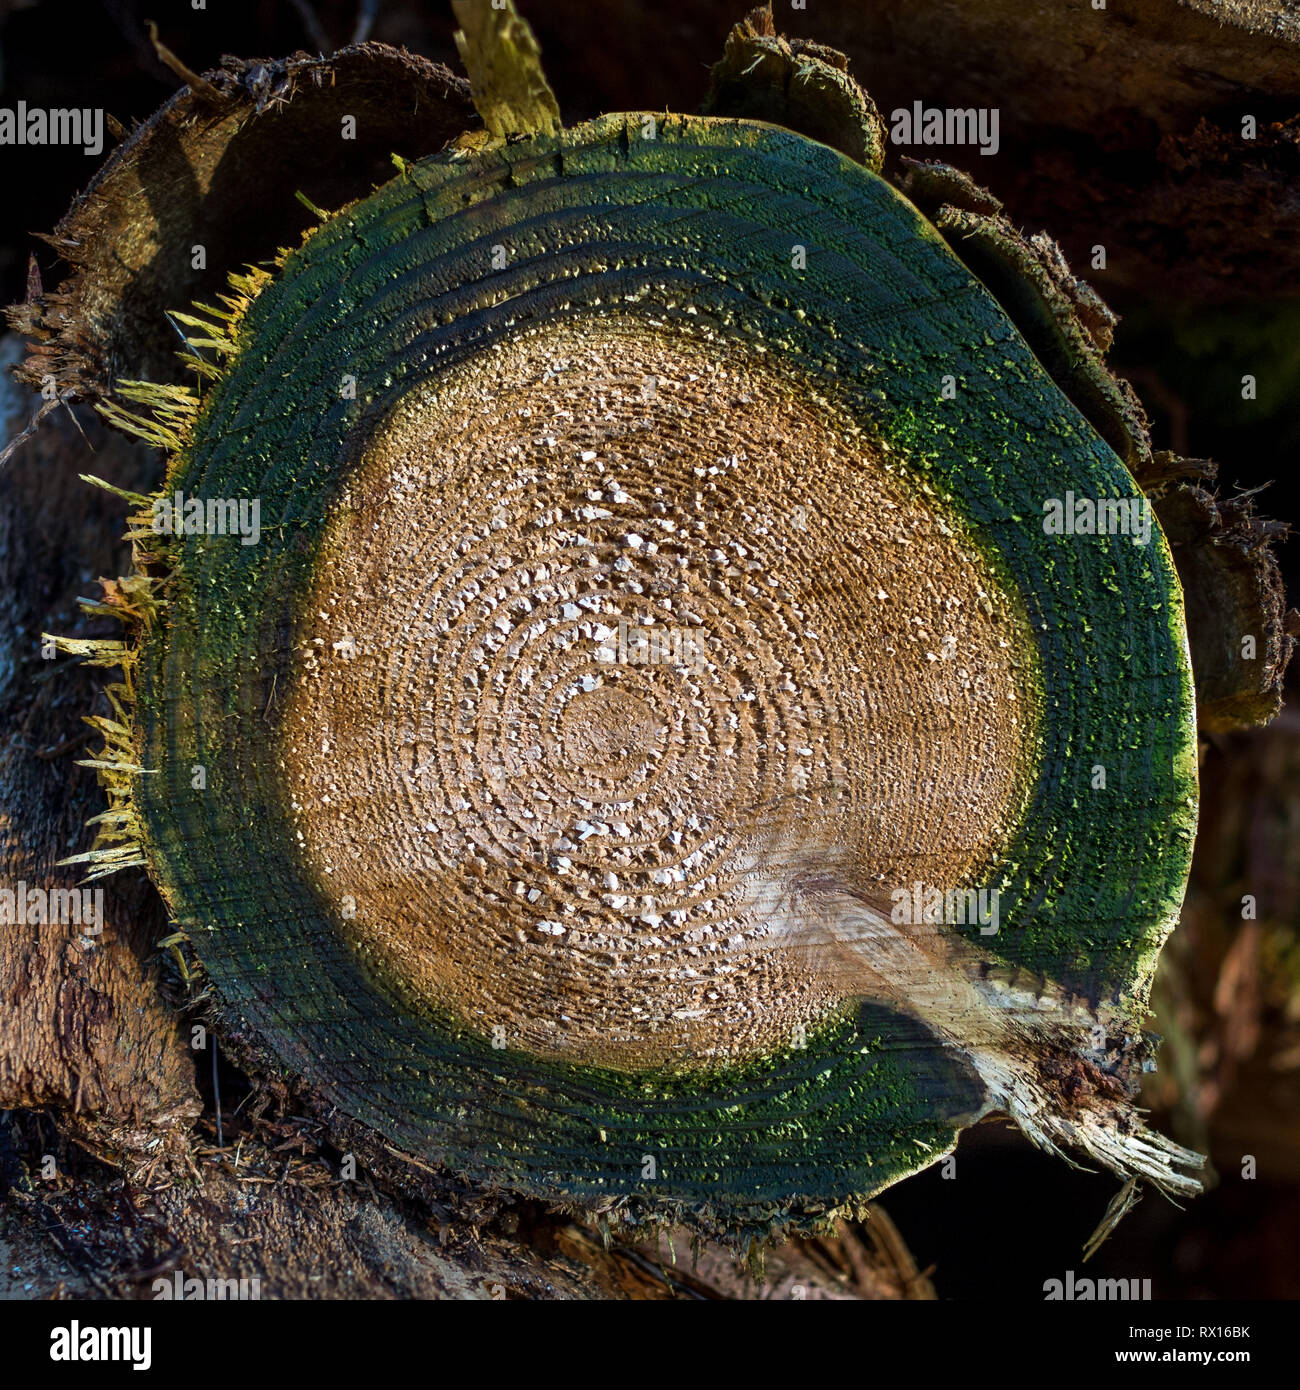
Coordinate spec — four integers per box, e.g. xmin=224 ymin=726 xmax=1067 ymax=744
xmin=84 ymin=106 xmax=1203 ymax=1235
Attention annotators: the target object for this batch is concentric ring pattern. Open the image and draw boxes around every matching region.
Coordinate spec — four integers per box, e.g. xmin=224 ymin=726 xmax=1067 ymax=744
xmin=135 ymin=114 xmax=1197 ymax=1215
xmin=280 ymin=317 xmax=1037 ymax=1072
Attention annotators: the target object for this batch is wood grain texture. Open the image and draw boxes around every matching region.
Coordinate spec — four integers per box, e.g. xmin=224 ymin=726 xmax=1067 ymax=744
xmin=107 ymin=115 xmax=1197 ymax=1232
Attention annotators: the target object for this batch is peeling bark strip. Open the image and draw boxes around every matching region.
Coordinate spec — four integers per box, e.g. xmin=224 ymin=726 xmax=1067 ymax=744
xmin=895 ymin=159 xmax=1294 ymax=731
xmin=1148 ymin=470 xmax=1295 ymax=733
xmin=68 ymin=99 xmax=1205 ymax=1237
xmin=452 ymin=0 xmax=560 ymax=139
xmin=702 ymin=3 xmax=886 ymax=172
xmin=893 ymin=159 xmax=1149 ymax=477
xmin=5 ymin=43 xmax=474 ymax=402
xmin=922 ymin=205 xmax=1152 ymax=476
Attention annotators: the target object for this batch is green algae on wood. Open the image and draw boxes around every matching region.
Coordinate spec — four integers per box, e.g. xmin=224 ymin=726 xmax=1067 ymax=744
xmin=98 ymin=112 xmax=1198 ymax=1230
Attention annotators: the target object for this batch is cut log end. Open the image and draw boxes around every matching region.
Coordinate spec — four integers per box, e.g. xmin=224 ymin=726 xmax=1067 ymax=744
xmin=69 ymin=113 xmax=1199 ymax=1230
xmin=280 ymin=315 xmax=1036 ymax=1071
